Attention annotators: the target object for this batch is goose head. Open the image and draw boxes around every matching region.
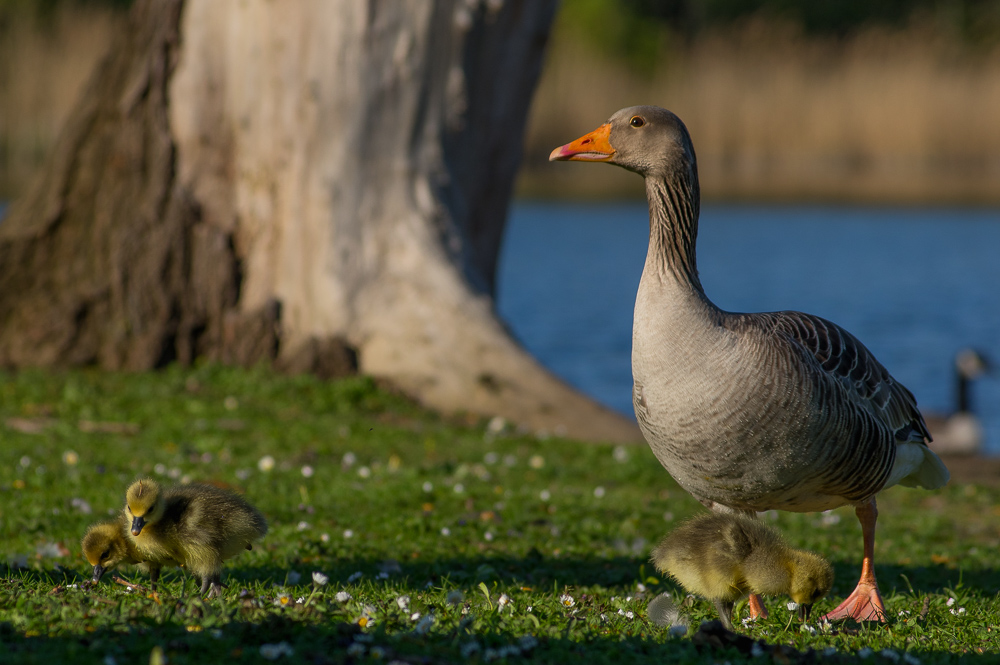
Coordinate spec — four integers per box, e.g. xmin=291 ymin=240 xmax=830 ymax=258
xmin=126 ymin=478 xmax=164 ymax=536
xmin=956 ymin=348 xmax=990 ymax=381
xmin=82 ymin=521 xmax=130 ymax=582
xmin=787 ymin=550 xmax=835 ymax=621
xmin=549 ymin=105 xmax=697 ymax=183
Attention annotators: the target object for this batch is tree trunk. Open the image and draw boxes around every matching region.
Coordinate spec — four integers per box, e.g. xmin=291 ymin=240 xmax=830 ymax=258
xmin=0 ymin=0 xmax=640 ymax=443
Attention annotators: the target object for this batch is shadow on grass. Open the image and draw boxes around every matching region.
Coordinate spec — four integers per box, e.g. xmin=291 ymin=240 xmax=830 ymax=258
xmin=3 ymin=555 xmax=998 ymax=664
xmin=827 ymin=561 xmax=1000 ymax=598
xmin=7 ymin=550 xmax=998 ymax=600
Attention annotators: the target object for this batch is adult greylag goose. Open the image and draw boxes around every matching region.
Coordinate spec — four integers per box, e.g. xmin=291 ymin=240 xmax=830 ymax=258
xmin=651 ymin=512 xmax=833 ymax=631
xmin=550 ymin=106 xmax=949 ymax=622
xmin=924 ymin=348 xmax=990 ymax=455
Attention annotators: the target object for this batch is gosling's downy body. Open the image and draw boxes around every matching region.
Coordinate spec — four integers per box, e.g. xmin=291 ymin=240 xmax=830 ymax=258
xmin=125 ymin=478 xmax=268 ymax=597
xmin=652 ymin=513 xmax=833 ymax=631
xmin=81 ymin=516 xmax=180 ymax=588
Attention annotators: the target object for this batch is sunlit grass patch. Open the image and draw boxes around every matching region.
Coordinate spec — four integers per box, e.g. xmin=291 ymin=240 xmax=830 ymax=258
xmin=1 ymin=366 xmax=998 ymax=663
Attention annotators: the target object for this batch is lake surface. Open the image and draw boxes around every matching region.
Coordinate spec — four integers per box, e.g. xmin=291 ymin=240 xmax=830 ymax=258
xmin=4 ymin=199 xmax=998 ymax=453
xmin=498 ymin=202 xmax=1000 ymax=456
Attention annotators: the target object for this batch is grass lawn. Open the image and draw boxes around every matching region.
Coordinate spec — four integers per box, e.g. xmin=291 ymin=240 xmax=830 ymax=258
xmin=1 ymin=366 xmax=998 ymax=664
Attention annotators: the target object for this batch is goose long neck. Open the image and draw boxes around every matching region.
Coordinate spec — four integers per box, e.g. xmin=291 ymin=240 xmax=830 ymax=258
xmin=644 ymin=175 xmax=705 ymax=295
xmin=956 ymin=371 xmax=970 ymax=413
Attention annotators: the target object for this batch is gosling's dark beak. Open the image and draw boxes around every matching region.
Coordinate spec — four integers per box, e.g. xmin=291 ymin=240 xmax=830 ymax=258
xmin=131 ymin=515 xmax=145 ymax=536
xmin=92 ymin=565 xmax=106 ymax=583
xmin=798 ymin=603 xmax=813 ymax=621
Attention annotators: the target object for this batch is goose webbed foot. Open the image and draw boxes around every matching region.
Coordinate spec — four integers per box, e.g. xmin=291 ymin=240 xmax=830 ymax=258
xmin=821 ymin=580 xmax=886 ymax=622
xmin=822 ymin=499 xmax=887 ymax=623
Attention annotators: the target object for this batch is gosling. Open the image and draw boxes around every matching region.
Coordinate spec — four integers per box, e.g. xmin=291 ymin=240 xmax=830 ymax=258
xmin=125 ymin=478 xmax=268 ymax=597
xmin=651 ymin=512 xmax=833 ymax=631
xmin=81 ymin=516 xmax=180 ymax=589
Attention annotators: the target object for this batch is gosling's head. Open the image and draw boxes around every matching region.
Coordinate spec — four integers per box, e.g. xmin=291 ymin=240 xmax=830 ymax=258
xmin=126 ymin=478 xmax=164 ymax=536
xmin=787 ymin=550 xmax=834 ymax=621
xmin=82 ymin=521 xmax=129 ymax=582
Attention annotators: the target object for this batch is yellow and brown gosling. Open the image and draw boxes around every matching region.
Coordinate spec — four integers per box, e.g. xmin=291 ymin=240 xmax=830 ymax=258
xmin=81 ymin=516 xmax=179 ymax=589
xmin=651 ymin=512 xmax=833 ymax=631
xmin=125 ymin=478 xmax=268 ymax=597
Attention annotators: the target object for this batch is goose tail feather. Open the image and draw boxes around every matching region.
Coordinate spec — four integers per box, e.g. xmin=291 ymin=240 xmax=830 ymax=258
xmin=886 ymin=443 xmax=950 ymax=490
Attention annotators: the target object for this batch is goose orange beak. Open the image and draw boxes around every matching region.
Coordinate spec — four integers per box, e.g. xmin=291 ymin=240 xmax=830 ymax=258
xmin=549 ymin=123 xmax=615 ymax=162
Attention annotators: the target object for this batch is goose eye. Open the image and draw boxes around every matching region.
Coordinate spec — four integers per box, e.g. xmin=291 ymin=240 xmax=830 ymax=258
xmin=101 ymin=549 xmax=111 ymax=560
xmin=629 ymin=116 xmax=645 ymax=128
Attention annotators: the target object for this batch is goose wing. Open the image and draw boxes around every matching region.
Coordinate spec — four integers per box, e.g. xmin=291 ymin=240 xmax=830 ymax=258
xmin=759 ymin=310 xmax=930 ymax=444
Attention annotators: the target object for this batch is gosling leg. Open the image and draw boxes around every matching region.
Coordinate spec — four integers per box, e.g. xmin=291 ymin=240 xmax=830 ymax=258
xmin=201 ymin=574 xmax=224 ymax=598
xmin=713 ymin=599 xmax=736 ymax=632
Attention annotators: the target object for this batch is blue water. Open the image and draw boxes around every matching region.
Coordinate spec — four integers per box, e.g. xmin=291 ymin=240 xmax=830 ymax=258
xmin=498 ymin=202 xmax=1000 ymax=455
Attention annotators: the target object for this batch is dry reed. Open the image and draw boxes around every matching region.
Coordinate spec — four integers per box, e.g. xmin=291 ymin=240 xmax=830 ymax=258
xmin=522 ymin=18 xmax=1000 ymax=203
xmin=1 ymin=7 xmax=998 ymax=203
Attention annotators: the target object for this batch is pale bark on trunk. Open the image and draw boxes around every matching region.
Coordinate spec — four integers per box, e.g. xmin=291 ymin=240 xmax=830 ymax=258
xmin=0 ymin=0 xmax=641 ymax=443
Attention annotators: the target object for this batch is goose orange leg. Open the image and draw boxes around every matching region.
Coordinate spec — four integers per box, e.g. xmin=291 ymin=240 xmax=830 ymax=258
xmin=748 ymin=594 xmax=768 ymax=620
xmin=821 ymin=498 xmax=886 ymax=622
